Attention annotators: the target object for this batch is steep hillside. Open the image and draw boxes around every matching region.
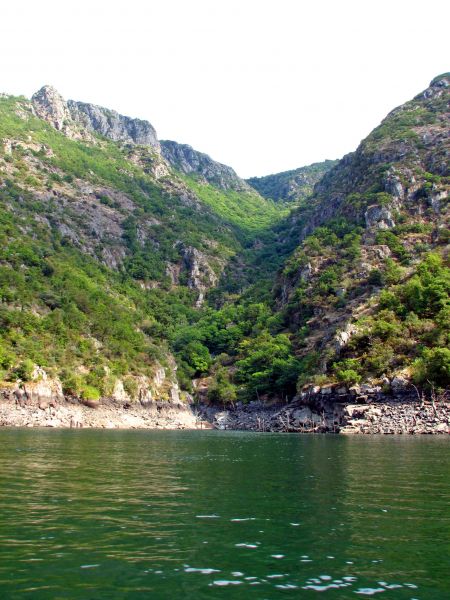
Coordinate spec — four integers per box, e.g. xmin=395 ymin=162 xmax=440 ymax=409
xmin=266 ymin=73 xmax=450 ymax=389
xmin=160 ymin=140 xmax=248 ymax=191
xmin=247 ymin=160 xmax=337 ymax=204
xmin=0 ymin=86 xmax=286 ymax=402
xmin=175 ymin=74 xmax=449 ymax=403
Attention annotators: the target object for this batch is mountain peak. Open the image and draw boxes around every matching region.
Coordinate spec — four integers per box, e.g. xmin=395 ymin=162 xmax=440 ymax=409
xmin=430 ymin=72 xmax=450 ymax=88
xmin=31 ymin=85 xmax=72 ymax=132
xmin=31 ymin=85 xmax=159 ymax=149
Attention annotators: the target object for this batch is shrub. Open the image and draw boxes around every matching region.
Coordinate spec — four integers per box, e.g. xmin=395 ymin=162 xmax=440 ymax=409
xmin=0 ymin=347 xmax=15 ymax=370
xmin=207 ymin=368 xmax=237 ymax=405
xmin=123 ymin=376 xmax=138 ymax=399
xmin=413 ymin=347 xmax=450 ymax=389
xmin=12 ymin=359 xmax=34 ymax=381
xmin=336 ymin=369 xmax=361 ymax=385
xmin=79 ymin=384 xmax=101 ymax=401
xmin=333 ymin=359 xmax=362 ymax=384
xmin=364 ymin=342 xmax=395 ymax=375
xmin=368 ymin=269 xmax=383 ymax=286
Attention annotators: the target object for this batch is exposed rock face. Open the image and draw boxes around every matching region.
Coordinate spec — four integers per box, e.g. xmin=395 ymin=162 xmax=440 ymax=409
xmin=0 ymin=397 xmax=201 ymax=429
xmin=273 ymin=73 xmax=449 ymax=381
xmin=161 ymin=140 xmax=248 ymax=190
xmin=182 ymin=246 xmax=218 ymax=306
xmin=31 ymin=85 xmax=159 ymax=149
xmin=365 ymin=205 xmax=396 ymax=229
xmin=112 ymin=379 xmax=130 ymax=403
xmin=199 ymin=386 xmax=449 ymax=435
xmin=334 ymin=324 xmax=358 ymax=353
xmin=31 ymin=85 xmax=83 ymax=139
xmin=290 ymin=73 xmax=450 ymax=243
xmin=68 ymin=100 xmax=160 ymax=149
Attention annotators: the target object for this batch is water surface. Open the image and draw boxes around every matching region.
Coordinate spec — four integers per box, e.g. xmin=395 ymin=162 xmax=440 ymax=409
xmin=0 ymin=430 xmax=448 ymax=598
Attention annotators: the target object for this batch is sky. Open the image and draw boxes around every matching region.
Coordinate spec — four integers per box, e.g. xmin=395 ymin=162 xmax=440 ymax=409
xmin=1 ymin=0 xmax=448 ymax=178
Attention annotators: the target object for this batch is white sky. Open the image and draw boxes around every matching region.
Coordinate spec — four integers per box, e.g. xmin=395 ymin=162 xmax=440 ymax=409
xmin=1 ymin=0 xmax=448 ymax=177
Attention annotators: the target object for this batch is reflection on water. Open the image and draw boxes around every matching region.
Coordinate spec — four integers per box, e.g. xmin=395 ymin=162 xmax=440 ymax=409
xmin=0 ymin=430 xmax=448 ymax=598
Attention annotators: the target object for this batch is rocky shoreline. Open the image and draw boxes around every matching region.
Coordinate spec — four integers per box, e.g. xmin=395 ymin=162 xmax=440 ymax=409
xmin=200 ymin=398 xmax=449 ymax=435
xmin=200 ymin=382 xmax=449 ymax=435
xmin=0 ymin=397 xmax=205 ymax=430
xmin=0 ymin=381 xmax=448 ymax=434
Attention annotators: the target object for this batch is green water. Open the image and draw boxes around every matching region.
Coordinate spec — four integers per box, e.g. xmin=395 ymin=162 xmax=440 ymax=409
xmin=0 ymin=430 xmax=448 ymax=599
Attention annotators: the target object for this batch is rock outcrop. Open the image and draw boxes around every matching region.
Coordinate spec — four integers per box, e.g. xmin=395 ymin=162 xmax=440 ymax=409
xmin=161 ymin=140 xmax=248 ymax=190
xmin=68 ymin=100 xmax=160 ymax=149
xmin=31 ymin=85 xmax=85 ymax=139
xmin=0 ymin=396 xmax=202 ymax=429
xmin=364 ymin=205 xmax=396 ymax=229
xmin=199 ymin=385 xmax=449 ymax=435
xmin=182 ymin=246 xmax=218 ymax=306
xmin=289 ymin=73 xmax=450 ymax=242
xmin=0 ymin=362 xmax=193 ymax=429
xmin=32 ymin=85 xmax=159 ymax=149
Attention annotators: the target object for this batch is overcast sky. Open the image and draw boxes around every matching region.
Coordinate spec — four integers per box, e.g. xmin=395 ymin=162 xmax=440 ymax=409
xmin=1 ymin=0 xmax=448 ymax=177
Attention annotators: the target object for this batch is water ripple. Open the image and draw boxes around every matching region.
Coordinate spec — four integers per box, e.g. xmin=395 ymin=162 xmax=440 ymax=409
xmin=0 ymin=430 xmax=448 ymax=598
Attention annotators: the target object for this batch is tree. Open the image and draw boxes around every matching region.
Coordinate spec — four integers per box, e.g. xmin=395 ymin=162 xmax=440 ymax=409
xmin=235 ymin=332 xmax=300 ymax=400
xmin=413 ymin=347 xmax=450 ymax=389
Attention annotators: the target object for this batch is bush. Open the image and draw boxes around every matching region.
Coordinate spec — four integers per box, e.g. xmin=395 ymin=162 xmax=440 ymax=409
xmin=79 ymin=384 xmax=101 ymax=401
xmin=368 ymin=269 xmax=383 ymax=286
xmin=12 ymin=359 xmax=34 ymax=381
xmin=0 ymin=347 xmax=15 ymax=370
xmin=337 ymin=369 xmax=361 ymax=385
xmin=207 ymin=368 xmax=237 ymax=405
xmin=123 ymin=376 xmax=138 ymax=399
xmin=364 ymin=342 xmax=395 ymax=375
xmin=371 ymin=311 xmax=402 ymax=340
xmin=333 ymin=359 xmax=362 ymax=384
xmin=413 ymin=347 xmax=450 ymax=388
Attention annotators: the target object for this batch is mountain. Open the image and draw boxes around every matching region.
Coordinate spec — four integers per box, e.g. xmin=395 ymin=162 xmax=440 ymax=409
xmin=32 ymin=85 xmax=160 ymax=147
xmin=269 ymin=73 xmax=450 ymax=389
xmin=0 ymin=84 xmax=285 ymax=403
xmin=0 ymin=74 xmax=448 ymax=414
xmin=169 ymin=74 xmax=449 ymax=403
xmin=246 ymin=160 xmax=337 ymax=204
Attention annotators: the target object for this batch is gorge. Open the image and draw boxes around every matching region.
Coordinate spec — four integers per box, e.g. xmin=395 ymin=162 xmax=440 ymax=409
xmin=0 ymin=74 xmax=448 ymax=433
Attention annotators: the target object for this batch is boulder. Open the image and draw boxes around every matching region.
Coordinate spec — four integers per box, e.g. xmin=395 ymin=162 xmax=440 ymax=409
xmin=365 ymin=205 xmax=395 ymax=229
xmin=391 ymin=375 xmax=410 ymax=391
xmin=112 ymin=379 xmax=130 ymax=403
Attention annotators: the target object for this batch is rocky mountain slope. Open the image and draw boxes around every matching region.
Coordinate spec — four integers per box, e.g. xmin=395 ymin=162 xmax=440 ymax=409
xmin=32 ymin=85 xmax=160 ymax=147
xmin=0 ymin=84 xmax=287 ymax=405
xmin=269 ymin=73 xmax=449 ymax=389
xmin=161 ymin=140 xmax=249 ymax=191
xmin=171 ymin=74 xmax=449 ymax=406
xmin=247 ymin=160 xmax=337 ymax=204
xmin=275 ymin=73 xmax=449 ymax=369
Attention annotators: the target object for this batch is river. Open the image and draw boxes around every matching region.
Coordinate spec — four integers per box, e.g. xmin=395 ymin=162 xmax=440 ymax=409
xmin=0 ymin=430 xmax=448 ymax=598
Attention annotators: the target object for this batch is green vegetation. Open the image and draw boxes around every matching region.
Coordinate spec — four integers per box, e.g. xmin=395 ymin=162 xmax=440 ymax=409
xmin=0 ymin=77 xmax=448 ymax=405
xmin=368 ymin=107 xmax=435 ymax=145
xmin=246 ymin=160 xmax=337 ymax=204
xmin=182 ymin=175 xmax=286 ymax=238
xmin=333 ymin=253 xmax=450 ymax=389
xmin=0 ymin=184 xmax=181 ymax=392
xmin=0 ymin=96 xmax=255 ymax=283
